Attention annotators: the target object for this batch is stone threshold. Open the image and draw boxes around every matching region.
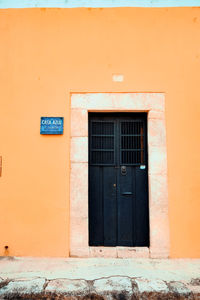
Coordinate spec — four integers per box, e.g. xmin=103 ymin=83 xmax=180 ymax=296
xmin=0 ymin=276 xmax=200 ymax=299
xmin=84 ymin=246 xmax=150 ymax=258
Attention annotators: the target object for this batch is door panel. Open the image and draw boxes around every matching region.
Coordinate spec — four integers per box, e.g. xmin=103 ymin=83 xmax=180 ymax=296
xmin=103 ymin=167 xmax=117 ymax=246
xmin=89 ymin=166 xmax=104 ymax=245
xmin=89 ymin=113 xmax=149 ymax=247
xmin=118 ymin=166 xmax=134 ymax=246
xmin=135 ymin=167 xmax=149 ymax=246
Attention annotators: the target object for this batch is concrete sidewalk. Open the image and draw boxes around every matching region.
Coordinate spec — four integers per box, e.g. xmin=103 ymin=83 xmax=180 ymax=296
xmin=0 ymin=257 xmax=200 ymax=299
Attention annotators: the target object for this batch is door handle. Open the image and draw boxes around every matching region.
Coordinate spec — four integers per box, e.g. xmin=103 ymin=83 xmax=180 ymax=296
xmin=121 ymin=166 xmax=127 ymax=175
xmin=122 ymin=192 xmax=133 ymax=195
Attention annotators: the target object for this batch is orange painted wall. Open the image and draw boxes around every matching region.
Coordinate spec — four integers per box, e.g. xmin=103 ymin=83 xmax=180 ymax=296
xmin=0 ymin=7 xmax=200 ymax=257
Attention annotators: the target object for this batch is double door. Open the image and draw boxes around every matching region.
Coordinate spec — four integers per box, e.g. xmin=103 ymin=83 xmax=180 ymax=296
xmin=89 ymin=113 xmax=149 ymax=247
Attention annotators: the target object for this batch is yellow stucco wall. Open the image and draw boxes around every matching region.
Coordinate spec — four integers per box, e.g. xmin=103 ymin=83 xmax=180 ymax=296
xmin=0 ymin=7 xmax=200 ymax=257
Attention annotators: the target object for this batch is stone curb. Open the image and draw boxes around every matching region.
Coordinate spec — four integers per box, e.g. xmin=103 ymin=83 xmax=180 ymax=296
xmin=0 ymin=276 xmax=199 ymax=299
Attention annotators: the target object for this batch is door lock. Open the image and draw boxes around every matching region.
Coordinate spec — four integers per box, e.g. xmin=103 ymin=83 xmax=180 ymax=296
xmin=121 ymin=166 xmax=127 ymax=175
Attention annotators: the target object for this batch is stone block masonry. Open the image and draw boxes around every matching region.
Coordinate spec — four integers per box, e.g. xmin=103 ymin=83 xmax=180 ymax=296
xmin=0 ymin=276 xmax=200 ymax=299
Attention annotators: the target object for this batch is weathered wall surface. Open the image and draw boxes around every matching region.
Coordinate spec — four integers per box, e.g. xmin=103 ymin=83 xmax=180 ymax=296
xmin=0 ymin=7 xmax=199 ymax=257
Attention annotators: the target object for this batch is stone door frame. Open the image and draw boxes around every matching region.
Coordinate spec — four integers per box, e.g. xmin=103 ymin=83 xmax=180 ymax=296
xmin=70 ymin=93 xmax=169 ymax=258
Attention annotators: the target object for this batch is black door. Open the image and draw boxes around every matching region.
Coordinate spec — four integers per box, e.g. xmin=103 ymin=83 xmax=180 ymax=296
xmin=89 ymin=113 xmax=149 ymax=247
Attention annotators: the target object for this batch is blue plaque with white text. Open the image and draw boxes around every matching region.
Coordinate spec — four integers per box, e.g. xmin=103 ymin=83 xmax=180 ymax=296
xmin=40 ymin=117 xmax=64 ymax=134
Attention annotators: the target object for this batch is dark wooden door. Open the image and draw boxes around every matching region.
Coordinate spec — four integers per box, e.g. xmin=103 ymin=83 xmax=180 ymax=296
xmin=89 ymin=113 xmax=149 ymax=247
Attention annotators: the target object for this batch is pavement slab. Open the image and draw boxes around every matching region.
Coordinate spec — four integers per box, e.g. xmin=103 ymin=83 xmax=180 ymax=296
xmin=168 ymin=281 xmax=192 ymax=296
xmin=45 ymin=278 xmax=90 ymax=295
xmin=0 ymin=278 xmax=46 ymax=298
xmin=93 ymin=276 xmax=133 ymax=299
xmin=134 ymin=278 xmax=169 ymax=293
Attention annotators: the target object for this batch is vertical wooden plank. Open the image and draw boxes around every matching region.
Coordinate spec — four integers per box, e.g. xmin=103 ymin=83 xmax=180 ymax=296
xmin=103 ymin=167 xmax=117 ymax=246
xmin=89 ymin=166 xmax=104 ymax=245
xmin=135 ymin=166 xmax=149 ymax=246
xmin=118 ymin=166 xmax=134 ymax=246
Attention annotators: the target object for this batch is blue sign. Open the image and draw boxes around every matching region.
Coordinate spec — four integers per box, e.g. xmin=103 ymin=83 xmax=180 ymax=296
xmin=40 ymin=117 xmax=64 ymax=134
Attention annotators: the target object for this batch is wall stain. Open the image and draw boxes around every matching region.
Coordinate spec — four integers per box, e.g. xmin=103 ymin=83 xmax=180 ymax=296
xmin=4 ymin=245 xmax=9 ymax=256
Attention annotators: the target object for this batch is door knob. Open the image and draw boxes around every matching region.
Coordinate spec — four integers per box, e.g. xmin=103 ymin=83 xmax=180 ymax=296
xmin=121 ymin=166 xmax=127 ymax=175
